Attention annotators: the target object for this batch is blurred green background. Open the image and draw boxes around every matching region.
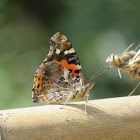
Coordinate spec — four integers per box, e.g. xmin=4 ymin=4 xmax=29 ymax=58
xmin=0 ymin=0 xmax=139 ymax=110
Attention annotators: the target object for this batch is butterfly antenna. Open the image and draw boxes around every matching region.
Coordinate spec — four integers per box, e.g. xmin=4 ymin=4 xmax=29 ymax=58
xmin=89 ymin=64 xmax=111 ymax=81
xmin=89 ymin=63 xmax=108 ymax=81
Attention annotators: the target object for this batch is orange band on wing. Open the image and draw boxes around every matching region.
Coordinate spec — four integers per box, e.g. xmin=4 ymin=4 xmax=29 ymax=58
xmin=53 ymin=59 xmax=80 ymax=77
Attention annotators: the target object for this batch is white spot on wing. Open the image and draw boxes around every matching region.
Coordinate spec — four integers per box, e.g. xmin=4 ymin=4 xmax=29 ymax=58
xmin=56 ymin=49 xmax=60 ymax=54
xmin=77 ymin=65 xmax=81 ymax=69
xmin=64 ymin=48 xmax=75 ymax=55
xmin=64 ymin=50 xmax=68 ymax=55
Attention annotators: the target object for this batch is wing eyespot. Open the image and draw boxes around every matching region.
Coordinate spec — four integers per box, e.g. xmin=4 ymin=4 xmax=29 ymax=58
xmin=75 ymin=70 xmax=80 ymax=74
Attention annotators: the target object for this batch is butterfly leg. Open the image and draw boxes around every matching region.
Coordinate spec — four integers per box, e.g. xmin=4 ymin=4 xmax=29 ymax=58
xmin=60 ymin=92 xmax=73 ymax=109
xmin=84 ymin=93 xmax=89 ymax=114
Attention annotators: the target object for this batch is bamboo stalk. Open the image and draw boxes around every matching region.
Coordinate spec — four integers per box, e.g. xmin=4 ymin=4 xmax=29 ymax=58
xmin=0 ymin=95 xmax=140 ymax=140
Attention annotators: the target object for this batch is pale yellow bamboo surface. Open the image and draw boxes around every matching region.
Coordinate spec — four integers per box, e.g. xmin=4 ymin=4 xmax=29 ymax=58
xmin=0 ymin=95 xmax=140 ymax=140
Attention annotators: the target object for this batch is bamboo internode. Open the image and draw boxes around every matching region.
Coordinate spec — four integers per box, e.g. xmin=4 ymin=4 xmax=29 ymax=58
xmin=0 ymin=95 xmax=140 ymax=140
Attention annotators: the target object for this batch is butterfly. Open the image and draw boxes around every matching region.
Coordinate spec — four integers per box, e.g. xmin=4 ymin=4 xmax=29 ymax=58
xmin=32 ymin=32 xmax=94 ymax=107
